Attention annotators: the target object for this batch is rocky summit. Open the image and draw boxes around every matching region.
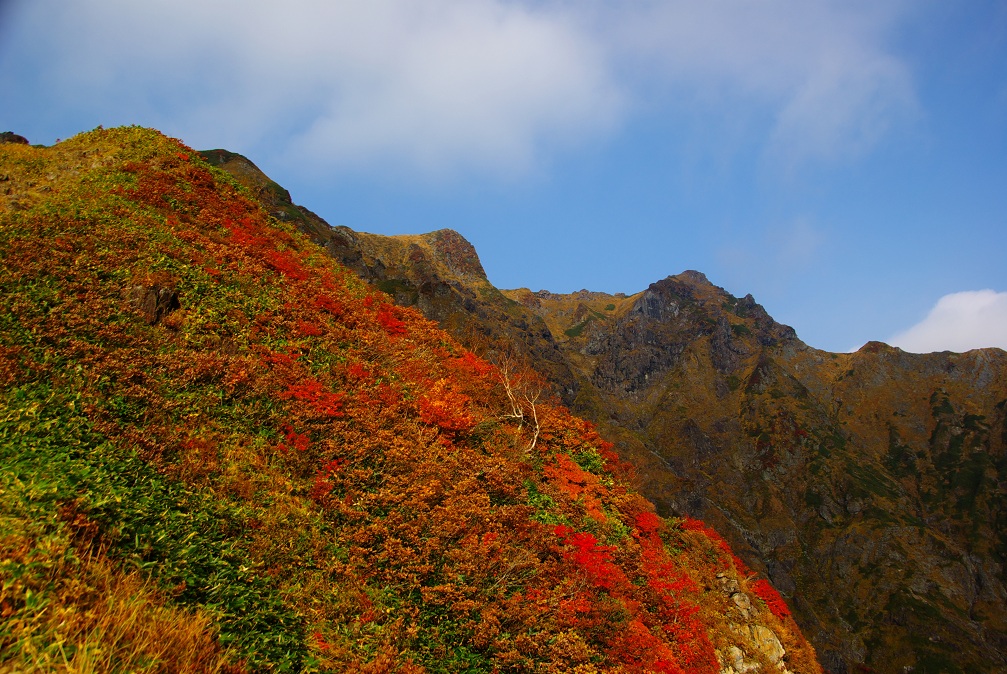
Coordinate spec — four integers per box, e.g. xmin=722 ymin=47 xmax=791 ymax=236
xmin=209 ymin=148 xmax=1007 ymax=673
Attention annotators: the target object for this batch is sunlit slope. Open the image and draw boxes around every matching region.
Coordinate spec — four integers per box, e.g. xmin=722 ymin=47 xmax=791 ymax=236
xmin=0 ymin=128 xmax=820 ymax=673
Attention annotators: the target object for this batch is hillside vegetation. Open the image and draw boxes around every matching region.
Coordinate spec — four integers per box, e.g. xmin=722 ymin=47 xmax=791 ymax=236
xmin=0 ymin=127 xmax=820 ymax=672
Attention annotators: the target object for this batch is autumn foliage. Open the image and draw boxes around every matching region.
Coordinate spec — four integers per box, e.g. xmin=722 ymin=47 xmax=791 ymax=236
xmin=0 ymin=128 xmax=818 ymax=672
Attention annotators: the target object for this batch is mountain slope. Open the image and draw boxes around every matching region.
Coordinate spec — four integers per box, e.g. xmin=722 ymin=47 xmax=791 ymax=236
xmin=0 ymin=127 xmax=821 ymax=673
xmin=511 ymin=274 xmax=1007 ymax=673
xmin=209 ymin=149 xmax=1007 ymax=673
xmin=197 ymin=148 xmax=580 ymax=404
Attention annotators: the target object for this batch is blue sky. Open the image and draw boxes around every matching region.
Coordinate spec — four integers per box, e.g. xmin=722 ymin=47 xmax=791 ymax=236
xmin=2 ymin=0 xmax=1005 ymax=353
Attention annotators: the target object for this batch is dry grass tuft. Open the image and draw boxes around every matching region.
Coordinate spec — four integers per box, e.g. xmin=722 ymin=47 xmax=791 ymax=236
xmin=0 ymin=522 xmax=241 ymax=674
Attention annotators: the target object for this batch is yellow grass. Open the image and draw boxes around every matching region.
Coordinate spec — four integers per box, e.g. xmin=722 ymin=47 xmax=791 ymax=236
xmin=0 ymin=520 xmax=239 ymax=674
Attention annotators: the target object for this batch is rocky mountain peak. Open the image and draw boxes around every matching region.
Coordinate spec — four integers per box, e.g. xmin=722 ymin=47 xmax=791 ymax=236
xmin=676 ymin=269 xmax=712 ymax=285
xmin=420 ymin=228 xmax=487 ymax=280
xmin=857 ymin=340 xmax=899 ymax=354
xmin=0 ymin=131 xmax=29 ymax=145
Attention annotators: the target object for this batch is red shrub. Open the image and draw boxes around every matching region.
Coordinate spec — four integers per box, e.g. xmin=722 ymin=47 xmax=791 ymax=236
xmin=280 ymin=379 xmax=345 ymax=418
xmin=313 ymin=295 xmax=344 ymax=316
xmin=376 ymin=306 xmax=407 ymax=335
xmin=277 ymin=424 xmax=311 ymax=453
xmin=634 ymin=511 xmax=663 ymax=538
xmin=417 ymin=379 xmax=474 ymax=432
xmin=555 ymin=526 xmax=627 ymax=592
xmin=752 ymin=578 xmax=791 ymax=620
xmin=296 ymin=320 xmax=324 ymax=337
xmin=264 ymin=249 xmax=309 ymax=280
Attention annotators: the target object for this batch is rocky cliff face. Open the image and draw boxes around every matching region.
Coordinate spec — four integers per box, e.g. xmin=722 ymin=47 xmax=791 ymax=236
xmin=513 ymin=273 xmax=1007 ymax=673
xmin=206 ymin=153 xmax=1007 ymax=673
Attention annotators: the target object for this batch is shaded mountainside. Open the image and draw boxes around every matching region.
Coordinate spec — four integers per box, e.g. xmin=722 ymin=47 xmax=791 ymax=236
xmin=209 ymin=151 xmax=1007 ymax=673
xmin=509 ymin=276 xmax=1007 ymax=674
xmin=0 ymin=127 xmax=821 ymax=673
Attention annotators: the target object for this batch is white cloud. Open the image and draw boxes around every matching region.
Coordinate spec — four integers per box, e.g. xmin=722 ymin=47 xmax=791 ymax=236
xmin=0 ymin=0 xmax=917 ymax=177
xmin=603 ymin=0 xmax=917 ymax=164
xmin=0 ymin=0 xmax=622 ymax=178
xmin=282 ymin=2 xmax=622 ymax=176
xmin=888 ymin=290 xmax=1007 ymax=353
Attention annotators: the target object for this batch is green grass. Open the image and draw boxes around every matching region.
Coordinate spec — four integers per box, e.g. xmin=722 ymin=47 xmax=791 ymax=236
xmin=0 ymin=384 xmax=307 ymax=671
xmin=731 ymin=323 xmax=751 ymax=337
xmin=564 ymin=318 xmax=592 ymax=338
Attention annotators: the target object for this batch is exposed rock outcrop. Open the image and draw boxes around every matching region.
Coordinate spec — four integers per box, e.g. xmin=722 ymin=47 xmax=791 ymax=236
xmin=127 ymin=285 xmax=180 ymax=325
